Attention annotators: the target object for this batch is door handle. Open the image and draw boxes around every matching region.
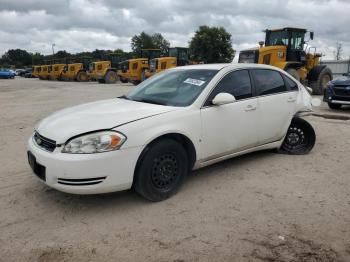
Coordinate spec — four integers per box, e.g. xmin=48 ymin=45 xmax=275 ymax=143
xmin=245 ymin=104 xmax=256 ymax=111
xmin=287 ymin=97 xmax=296 ymax=102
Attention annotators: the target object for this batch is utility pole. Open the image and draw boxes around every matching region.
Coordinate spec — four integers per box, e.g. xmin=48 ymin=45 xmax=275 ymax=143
xmin=52 ymin=43 xmax=56 ymax=56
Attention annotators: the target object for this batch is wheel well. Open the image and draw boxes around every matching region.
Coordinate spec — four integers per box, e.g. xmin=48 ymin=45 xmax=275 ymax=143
xmin=137 ymin=133 xmax=197 ymax=172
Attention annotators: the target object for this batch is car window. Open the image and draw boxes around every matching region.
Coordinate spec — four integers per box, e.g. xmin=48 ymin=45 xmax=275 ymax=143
xmin=282 ymin=74 xmax=299 ymax=91
xmin=252 ymin=69 xmax=287 ymax=96
xmin=205 ymin=70 xmax=252 ymax=106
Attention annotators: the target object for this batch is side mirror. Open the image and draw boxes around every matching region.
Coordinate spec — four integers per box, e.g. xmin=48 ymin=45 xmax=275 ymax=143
xmin=310 ymin=31 xmax=314 ymax=40
xmin=212 ymin=93 xmax=236 ymax=106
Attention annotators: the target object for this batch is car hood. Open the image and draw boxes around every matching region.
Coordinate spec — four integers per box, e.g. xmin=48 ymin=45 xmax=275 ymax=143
xmin=330 ymin=78 xmax=350 ymax=86
xmin=36 ymin=98 xmax=177 ymax=144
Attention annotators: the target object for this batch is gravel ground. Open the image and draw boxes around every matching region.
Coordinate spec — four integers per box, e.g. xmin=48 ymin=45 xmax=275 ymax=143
xmin=0 ymin=77 xmax=349 ymax=262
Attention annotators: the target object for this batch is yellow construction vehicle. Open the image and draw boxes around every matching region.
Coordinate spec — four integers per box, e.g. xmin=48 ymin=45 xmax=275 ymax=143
xmin=38 ymin=65 xmax=50 ymax=80
xmin=238 ymin=27 xmax=332 ymax=94
xmin=48 ymin=63 xmax=66 ymax=80
xmin=31 ymin=65 xmax=41 ymax=78
xmin=117 ymin=49 xmax=161 ymax=85
xmin=60 ymin=58 xmax=91 ymax=82
xmin=88 ymin=60 xmax=117 ymax=84
xmin=145 ymin=47 xmax=190 ymax=78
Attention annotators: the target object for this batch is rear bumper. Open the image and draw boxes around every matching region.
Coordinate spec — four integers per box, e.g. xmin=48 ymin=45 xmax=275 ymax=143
xmin=27 ymin=137 xmax=143 ymax=194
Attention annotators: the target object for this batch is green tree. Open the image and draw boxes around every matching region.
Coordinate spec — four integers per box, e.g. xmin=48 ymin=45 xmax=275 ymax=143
xmin=189 ymin=25 xmax=235 ymax=63
xmin=131 ymin=32 xmax=170 ymax=56
xmin=1 ymin=49 xmax=32 ymax=67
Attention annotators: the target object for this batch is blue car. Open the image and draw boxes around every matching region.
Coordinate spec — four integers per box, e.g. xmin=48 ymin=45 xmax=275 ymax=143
xmin=0 ymin=69 xmax=16 ymax=79
xmin=323 ymin=73 xmax=350 ymax=109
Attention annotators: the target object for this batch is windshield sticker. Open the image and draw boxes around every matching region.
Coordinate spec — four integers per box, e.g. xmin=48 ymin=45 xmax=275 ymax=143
xmin=184 ymin=78 xmax=206 ymax=86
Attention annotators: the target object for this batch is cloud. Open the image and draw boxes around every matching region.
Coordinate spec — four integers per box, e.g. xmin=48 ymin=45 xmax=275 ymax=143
xmin=0 ymin=0 xmax=349 ymax=59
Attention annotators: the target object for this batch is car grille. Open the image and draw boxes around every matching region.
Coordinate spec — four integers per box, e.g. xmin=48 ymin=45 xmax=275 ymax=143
xmin=57 ymin=177 xmax=106 ymax=186
xmin=333 ymin=86 xmax=350 ymax=96
xmin=33 ymin=132 xmax=56 ymax=152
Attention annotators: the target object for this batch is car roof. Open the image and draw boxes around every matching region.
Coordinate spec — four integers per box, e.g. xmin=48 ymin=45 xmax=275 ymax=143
xmin=172 ymin=63 xmax=283 ymax=72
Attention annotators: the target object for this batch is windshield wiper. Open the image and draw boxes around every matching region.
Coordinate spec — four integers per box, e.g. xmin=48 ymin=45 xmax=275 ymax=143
xmin=133 ymin=98 xmax=167 ymax=106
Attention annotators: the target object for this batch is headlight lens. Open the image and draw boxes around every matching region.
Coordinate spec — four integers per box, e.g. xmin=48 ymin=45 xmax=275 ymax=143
xmin=62 ymin=131 xmax=126 ymax=154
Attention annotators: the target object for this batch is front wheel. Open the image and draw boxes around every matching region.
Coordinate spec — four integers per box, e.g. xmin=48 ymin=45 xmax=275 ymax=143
xmin=280 ymin=117 xmax=316 ymax=155
xmin=310 ymin=67 xmax=332 ymax=95
xmin=134 ymin=139 xmax=188 ymax=201
xmin=104 ymin=71 xmax=117 ymax=84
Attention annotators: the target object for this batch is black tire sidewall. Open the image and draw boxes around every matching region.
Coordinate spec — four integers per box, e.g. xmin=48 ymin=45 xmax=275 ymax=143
xmin=134 ymin=139 xmax=188 ymax=201
xmin=281 ymin=117 xmax=316 ymax=155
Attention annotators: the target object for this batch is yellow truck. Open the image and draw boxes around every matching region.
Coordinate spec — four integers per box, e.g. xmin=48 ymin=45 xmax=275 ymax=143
xmin=238 ymin=27 xmax=333 ymax=94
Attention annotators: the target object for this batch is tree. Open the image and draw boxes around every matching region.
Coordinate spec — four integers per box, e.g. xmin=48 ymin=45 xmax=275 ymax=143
xmin=1 ymin=49 xmax=32 ymax=67
xmin=189 ymin=25 xmax=235 ymax=63
xmin=131 ymin=32 xmax=170 ymax=56
xmin=333 ymin=42 xmax=343 ymax=61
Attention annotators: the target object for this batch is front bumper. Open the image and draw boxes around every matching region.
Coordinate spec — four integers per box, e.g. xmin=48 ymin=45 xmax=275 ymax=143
xmin=323 ymin=87 xmax=350 ymax=104
xmin=27 ymin=137 xmax=143 ymax=194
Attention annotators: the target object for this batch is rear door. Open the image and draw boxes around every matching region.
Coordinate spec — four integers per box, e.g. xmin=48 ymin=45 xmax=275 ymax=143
xmin=200 ymin=69 xmax=259 ymax=160
xmin=251 ymin=69 xmax=298 ymax=145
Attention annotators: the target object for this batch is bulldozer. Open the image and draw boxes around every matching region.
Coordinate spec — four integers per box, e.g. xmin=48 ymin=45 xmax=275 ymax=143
xmin=145 ymin=47 xmax=190 ymax=78
xmin=88 ymin=60 xmax=118 ymax=84
xmin=117 ymin=49 xmax=161 ymax=85
xmin=238 ymin=27 xmax=332 ymax=94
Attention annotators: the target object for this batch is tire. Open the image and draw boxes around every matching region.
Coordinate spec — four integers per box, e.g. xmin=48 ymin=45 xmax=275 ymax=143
xmin=280 ymin=117 xmax=316 ymax=155
xmin=328 ymin=102 xmax=342 ymax=109
xmin=98 ymin=79 xmax=105 ymax=83
xmin=131 ymin=80 xmax=140 ymax=85
xmin=76 ymin=71 xmax=88 ymax=82
xmin=134 ymin=139 xmax=188 ymax=201
xmin=286 ymin=68 xmax=300 ymax=82
xmin=310 ymin=67 xmax=332 ymax=95
xmin=104 ymin=71 xmax=117 ymax=84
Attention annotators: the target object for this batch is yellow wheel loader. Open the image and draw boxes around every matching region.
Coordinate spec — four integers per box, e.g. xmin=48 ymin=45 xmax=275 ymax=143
xmin=145 ymin=47 xmax=190 ymax=78
xmin=238 ymin=27 xmax=332 ymax=94
xmin=38 ymin=65 xmax=50 ymax=80
xmin=48 ymin=63 xmax=66 ymax=80
xmin=31 ymin=66 xmax=41 ymax=78
xmin=117 ymin=49 xmax=161 ymax=85
xmin=88 ymin=60 xmax=118 ymax=84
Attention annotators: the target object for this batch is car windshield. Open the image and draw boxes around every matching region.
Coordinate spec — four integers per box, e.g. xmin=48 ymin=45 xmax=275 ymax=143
xmin=125 ymin=69 xmax=218 ymax=107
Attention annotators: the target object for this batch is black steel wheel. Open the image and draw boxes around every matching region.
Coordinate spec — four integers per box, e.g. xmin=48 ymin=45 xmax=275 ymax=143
xmin=280 ymin=117 xmax=316 ymax=155
xmin=134 ymin=139 xmax=188 ymax=201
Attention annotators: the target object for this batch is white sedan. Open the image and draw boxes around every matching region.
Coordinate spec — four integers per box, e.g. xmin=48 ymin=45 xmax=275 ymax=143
xmin=27 ymin=64 xmax=316 ymax=201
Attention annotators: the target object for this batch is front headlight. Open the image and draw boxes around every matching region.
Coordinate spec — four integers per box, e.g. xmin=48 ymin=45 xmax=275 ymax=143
xmin=62 ymin=131 xmax=126 ymax=154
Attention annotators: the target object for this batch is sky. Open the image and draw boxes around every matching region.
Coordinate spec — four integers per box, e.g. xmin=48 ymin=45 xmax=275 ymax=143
xmin=0 ymin=0 xmax=349 ymax=60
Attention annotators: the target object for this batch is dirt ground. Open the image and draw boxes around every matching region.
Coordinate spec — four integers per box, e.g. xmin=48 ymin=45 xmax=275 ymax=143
xmin=0 ymin=77 xmax=349 ymax=262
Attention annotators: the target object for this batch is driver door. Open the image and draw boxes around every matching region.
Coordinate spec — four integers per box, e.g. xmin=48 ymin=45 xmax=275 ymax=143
xmin=200 ymin=70 xmax=259 ymax=160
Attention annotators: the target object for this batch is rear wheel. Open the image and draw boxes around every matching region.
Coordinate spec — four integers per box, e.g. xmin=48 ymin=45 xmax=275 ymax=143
xmin=286 ymin=68 xmax=300 ymax=82
xmin=328 ymin=102 xmax=342 ymax=109
xmin=134 ymin=139 xmax=188 ymax=201
xmin=280 ymin=117 xmax=315 ymax=155
xmin=104 ymin=71 xmax=117 ymax=84
xmin=76 ymin=71 xmax=88 ymax=82
xmin=310 ymin=67 xmax=332 ymax=95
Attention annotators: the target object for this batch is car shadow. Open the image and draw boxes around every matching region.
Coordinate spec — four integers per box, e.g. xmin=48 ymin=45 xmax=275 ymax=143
xmin=37 ymin=149 xmax=279 ymax=212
